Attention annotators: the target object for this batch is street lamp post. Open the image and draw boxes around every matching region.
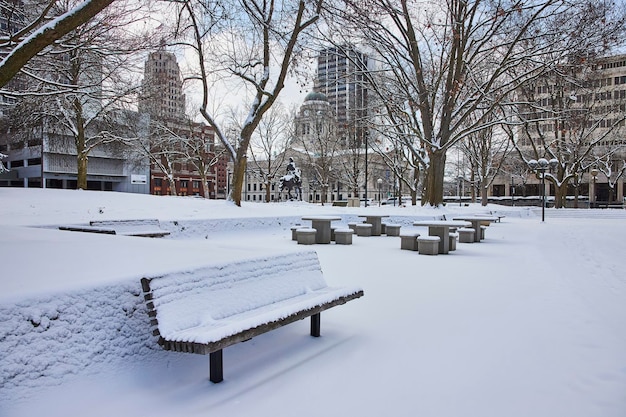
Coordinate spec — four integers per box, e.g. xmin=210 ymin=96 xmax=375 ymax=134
xmin=590 ymin=168 xmax=598 ymax=208
xmin=457 ymin=176 xmax=463 ymax=206
xmin=528 ymin=158 xmax=558 ymax=222
xmin=377 ymin=178 xmax=382 ymax=206
xmin=511 ymin=175 xmax=515 ymax=207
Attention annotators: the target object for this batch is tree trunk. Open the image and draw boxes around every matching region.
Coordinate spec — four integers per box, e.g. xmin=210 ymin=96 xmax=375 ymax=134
xmin=265 ymin=181 xmax=272 ymax=202
xmin=424 ymin=150 xmax=446 ymax=206
xmin=231 ymin=156 xmax=247 ymax=206
xmin=555 ymin=183 xmax=567 ymax=208
xmin=77 ymin=153 xmax=88 ymax=190
xmin=167 ymin=174 xmax=177 ymax=196
xmin=481 ymin=186 xmax=488 ymax=206
xmin=74 ymin=97 xmax=88 ymax=190
xmin=200 ymin=172 xmax=210 ymax=199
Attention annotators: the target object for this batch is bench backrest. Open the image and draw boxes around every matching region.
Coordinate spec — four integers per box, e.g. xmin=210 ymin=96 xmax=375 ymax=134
xmin=142 ymin=250 xmax=327 ymax=338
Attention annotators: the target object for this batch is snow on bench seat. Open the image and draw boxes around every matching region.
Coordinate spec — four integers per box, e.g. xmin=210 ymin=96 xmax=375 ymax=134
xmin=90 ymin=219 xmax=170 ymax=238
xmin=140 ymin=250 xmax=364 ymax=383
xmin=59 ymin=219 xmax=170 ymax=238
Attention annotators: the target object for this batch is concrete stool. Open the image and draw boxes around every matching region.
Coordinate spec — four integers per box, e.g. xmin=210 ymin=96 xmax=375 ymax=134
xmin=400 ymin=232 xmax=420 ymax=250
xmin=449 ymin=232 xmax=458 ymax=251
xmin=385 ymin=224 xmax=401 ymax=236
xmin=380 ymin=223 xmax=387 ymax=235
xmin=296 ymin=228 xmax=317 ymax=245
xmin=355 ymin=223 xmax=373 ymax=237
xmin=480 ymin=225 xmax=486 ymax=240
xmin=334 ymin=228 xmax=354 ymax=245
xmin=348 ymin=222 xmax=358 ymax=232
xmin=417 ymin=236 xmax=440 ymax=255
xmin=458 ymin=228 xmax=475 ymax=243
xmin=291 ymin=225 xmax=304 ymax=240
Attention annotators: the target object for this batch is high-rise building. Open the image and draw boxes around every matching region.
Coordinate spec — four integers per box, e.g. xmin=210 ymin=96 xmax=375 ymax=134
xmin=315 ymin=46 xmax=369 ymax=148
xmin=139 ymin=45 xmax=186 ymax=120
xmin=138 ymin=45 xmax=229 ymax=198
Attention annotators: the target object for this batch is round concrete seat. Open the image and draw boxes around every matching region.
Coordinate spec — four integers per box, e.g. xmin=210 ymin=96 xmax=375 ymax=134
xmin=334 ymin=228 xmax=354 ymax=245
xmin=400 ymin=232 xmax=420 ymax=250
xmin=385 ymin=224 xmax=401 ymax=236
xmin=458 ymin=228 xmax=475 ymax=243
xmin=291 ymin=225 xmax=304 ymax=240
xmin=417 ymin=235 xmax=440 ymax=255
xmin=449 ymin=232 xmax=458 ymax=251
xmin=355 ymin=223 xmax=373 ymax=237
xmin=296 ymin=228 xmax=317 ymax=245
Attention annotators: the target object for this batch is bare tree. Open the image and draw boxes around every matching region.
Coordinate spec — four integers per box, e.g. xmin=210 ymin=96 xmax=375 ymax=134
xmin=461 ymin=114 xmax=512 ymax=206
xmin=323 ymin=0 xmax=626 ymax=206
xmin=134 ymin=119 xmax=185 ymax=196
xmin=0 ymin=0 xmax=116 ymax=88
xmin=367 ymin=92 xmax=424 ymax=204
xmin=5 ymin=0 xmax=153 ymax=189
xmin=182 ymin=122 xmax=225 ymax=199
xmin=249 ymin=103 xmax=291 ymax=202
xmin=596 ymin=154 xmax=626 ymax=203
xmin=169 ymin=0 xmax=322 ymax=206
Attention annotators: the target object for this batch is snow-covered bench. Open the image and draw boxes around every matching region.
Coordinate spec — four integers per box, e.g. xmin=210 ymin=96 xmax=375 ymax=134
xmin=90 ymin=219 xmax=170 ymax=237
xmin=140 ymin=250 xmax=364 ymax=383
xmin=59 ymin=219 xmax=170 ymax=237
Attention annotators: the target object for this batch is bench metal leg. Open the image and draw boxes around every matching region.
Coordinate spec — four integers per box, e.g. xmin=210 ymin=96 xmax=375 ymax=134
xmin=210 ymin=350 xmax=223 ymax=383
xmin=310 ymin=313 xmax=321 ymax=337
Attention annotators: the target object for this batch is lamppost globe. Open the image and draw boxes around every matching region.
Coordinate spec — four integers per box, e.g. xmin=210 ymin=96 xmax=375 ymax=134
xmin=537 ymin=158 xmax=549 ymax=169
xmin=549 ymin=158 xmax=559 ymax=169
xmin=528 ymin=159 xmax=538 ymax=170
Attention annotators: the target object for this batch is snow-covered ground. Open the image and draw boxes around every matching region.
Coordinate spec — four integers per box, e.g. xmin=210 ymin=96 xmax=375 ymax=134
xmin=1 ymin=188 xmax=625 ymax=417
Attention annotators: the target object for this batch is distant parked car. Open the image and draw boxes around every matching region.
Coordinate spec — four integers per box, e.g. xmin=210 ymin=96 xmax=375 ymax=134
xmin=360 ymin=198 xmax=373 ymax=207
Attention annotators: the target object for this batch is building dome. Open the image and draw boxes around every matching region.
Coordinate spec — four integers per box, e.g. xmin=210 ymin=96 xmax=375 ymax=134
xmin=304 ymin=91 xmax=328 ymax=102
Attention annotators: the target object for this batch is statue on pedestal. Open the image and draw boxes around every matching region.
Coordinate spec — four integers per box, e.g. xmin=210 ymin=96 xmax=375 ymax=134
xmin=279 ymin=157 xmax=302 ymax=201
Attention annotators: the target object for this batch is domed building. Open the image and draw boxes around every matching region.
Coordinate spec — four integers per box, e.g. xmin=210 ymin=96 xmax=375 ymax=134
xmin=293 ymin=91 xmax=337 ymax=149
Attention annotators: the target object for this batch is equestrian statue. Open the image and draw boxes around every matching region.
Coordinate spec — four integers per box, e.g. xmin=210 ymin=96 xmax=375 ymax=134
xmin=279 ymin=157 xmax=302 ymax=201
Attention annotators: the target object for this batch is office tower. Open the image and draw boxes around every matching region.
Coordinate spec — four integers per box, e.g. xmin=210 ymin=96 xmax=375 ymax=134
xmin=315 ymin=46 xmax=369 ymax=147
xmin=139 ymin=45 xmax=186 ymax=120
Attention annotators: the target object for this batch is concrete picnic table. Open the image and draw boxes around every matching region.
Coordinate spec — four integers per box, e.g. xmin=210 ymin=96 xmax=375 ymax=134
xmin=301 ymin=215 xmax=342 ymax=244
xmin=413 ymin=220 xmax=471 ymax=254
xmin=357 ymin=214 xmax=389 ymax=236
xmin=452 ymin=216 xmax=499 ymax=242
